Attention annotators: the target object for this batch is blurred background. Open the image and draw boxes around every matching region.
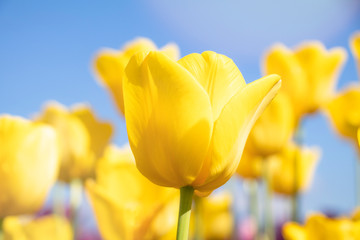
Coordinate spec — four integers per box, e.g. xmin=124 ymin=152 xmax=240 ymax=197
xmin=1 ymin=0 xmax=360 ymax=237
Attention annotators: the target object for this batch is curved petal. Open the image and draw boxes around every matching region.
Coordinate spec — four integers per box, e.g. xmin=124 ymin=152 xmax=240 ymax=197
xmin=71 ymin=104 xmax=113 ymax=158
xmin=124 ymin=51 xmax=213 ymax=188
xmin=193 ymin=74 xmax=281 ymax=193
xmin=178 ymin=51 xmax=246 ymax=120
xmin=94 ymin=51 xmax=127 ymax=115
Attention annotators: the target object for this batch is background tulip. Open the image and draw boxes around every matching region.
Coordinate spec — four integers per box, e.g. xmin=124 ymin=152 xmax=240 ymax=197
xmin=35 ymin=102 xmax=113 ymax=182
xmin=268 ymin=143 xmax=320 ymax=195
xmin=123 ymin=50 xmax=281 ymax=194
xmin=283 ymin=213 xmax=360 ymax=240
xmin=245 ymin=93 xmax=295 ymax=157
xmin=2 ymin=215 xmax=73 ymax=240
xmin=0 ymin=115 xmax=58 ymax=217
xmin=326 ymin=86 xmax=360 ymax=150
xmin=86 ymin=145 xmax=178 ymax=240
xmin=263 ymin=42 xmax=347 ymax=121
xmin=94 ymin=37 xmax=180 ymax=116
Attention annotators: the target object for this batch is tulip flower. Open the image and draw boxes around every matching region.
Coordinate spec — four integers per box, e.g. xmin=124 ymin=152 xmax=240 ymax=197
xmin=326 ymin=86 xmax=360 ymax=150
xmin=94 ymin=37 xmax=180 ymax=116
xmin=350 ymin=31 xmax=360 ymax=79
xmin=190 ymin=192 xmax=234 ymax=240
xmin=245 ymin=93 xmax=295 ymax=157
xmin=263 ymin=41 xmax=347 ymax=121
xmin=268 ymin=143 xmax=320 ymax=195
xmin=35 ymin=102 xmax=113 ymax=182
xmin=236 ymin=147 xmax=263 ymax=180
xmin=86 ymin=145 xmax=179 ymax=240
xmin=123 ymin=50 xmax=281 ymax=239
xmin=2 ymin=215 xmax=73 ymax=240
xmin=283 ymin=213 xmax=360 ymax=240
xmin=0 ymin=115 xmax=58 ymax=217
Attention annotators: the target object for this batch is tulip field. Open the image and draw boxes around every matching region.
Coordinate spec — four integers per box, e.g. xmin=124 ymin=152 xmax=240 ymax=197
xmin=1 ymin=1 xmax=360 ymax=240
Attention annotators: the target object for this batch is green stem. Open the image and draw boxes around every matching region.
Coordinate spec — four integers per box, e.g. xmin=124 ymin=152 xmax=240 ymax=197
xmin=176 ymin=186 xmax=194 ymax=240
xmin=355 ymin=152 xmax=360 ymax=206
xmin=248 ymin=180 xmax=259 ymax=240
xmin=0 ymin=218 xmax=3 ymax=240
xmin=292 ymin=123 xmax=303 ymax=222
xmin=264 ymin=160 xmax=274 ymax=240
xmin=69 ymin=179 xmax=83 ymax=239
xmin=194 ymin=196 xmax=203 ymax=240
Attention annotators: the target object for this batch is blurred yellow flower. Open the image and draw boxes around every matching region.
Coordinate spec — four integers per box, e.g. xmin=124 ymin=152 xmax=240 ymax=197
xmin=326 ymin=86 xmax=360 ymax=148
xmin=269 ymin=143 xmax=320 ymax=195
xmin=86 ymin=145 xmax=179 ymax=240
xmin=190 ymin=192 xmax=234 ymax=240
xmin=94 ymin=37 xmax=180 ymax=116
xmin=35 ymin=102 xmax=113 ymax=182
xmin=124 ymin=50 xmax=281 ymax=194
xmin=263 ymin=41 xmax=347 ymax=120
xmin=0 ymin=115 xmax=58 ymax=218
xmin=283 ymin=213 xmax=360 ymax=240
xmin=350 ymin=31 xmax=360 ymax=78
xmin=2 ymin=215 xmax=73 ymax=240
xmin=236 ymin=147 xmax=263 ymax=180
xmin=246 ymin=93 xmax=295 ymax=157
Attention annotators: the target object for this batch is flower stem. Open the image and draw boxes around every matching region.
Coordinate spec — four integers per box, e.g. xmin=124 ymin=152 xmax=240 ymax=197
xmin=176 ymin=186 xmax=194 ymax=240
xmin=69 ymin=179 xmax=82 ymax=239
xmin=0 ymin=218 xmax=3 ymax=239
xmin=264 ymin=160 xmax=274 ymax=240
xmin=248 ymin=180 xmax=259 ymax=240
xmin=194 ymin=196 xmax=203 ymax=240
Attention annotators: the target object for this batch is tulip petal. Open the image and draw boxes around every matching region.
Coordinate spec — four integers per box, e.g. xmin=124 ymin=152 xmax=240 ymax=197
xmin=124 ymin=51 xmax=213 ymax=188
xmin=178 ymin=51 xmax=246 ymax=120
xmin=94 ymin=51 xmax=127 ymax=115
xmin=71 ymin=105 xmax=113 ymax=159
xmin=194 ymin=74 xmax=281 ymax=192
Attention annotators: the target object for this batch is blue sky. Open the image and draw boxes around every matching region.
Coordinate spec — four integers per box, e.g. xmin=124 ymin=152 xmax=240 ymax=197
xmin=1 ymin=0 xmax=360 ymax=220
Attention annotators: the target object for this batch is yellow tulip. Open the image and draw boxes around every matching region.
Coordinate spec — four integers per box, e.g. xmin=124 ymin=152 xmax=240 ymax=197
xmin=0 ymin=115 xmax=58 ymax=217
xmin=86 ymin=145 xmax=179 ymax=240
xmin=269 ymin=142 xmax=320 ymax=195
xmin=350 ymin=31 xmax=360 ymax=78
xmin=236 ymin=146 xmax=264 ymax=180
xmin=35 ymin=102 xmax=113 ymax=182
xmin=283 ymin=213 xmax=360 ymax=240
xmin=326 ymin=86 xmax=360 ymax=148
xmin=2 ymin=215 xmax=73 ymax=240
xmin=263 ymin=41 xmax=347 ymax=119
xmin=123 ymin=50 xmax=281 ymax=194
xmin=94 ymin=37 xmax=180 ymax=116
xmin=190 ymin=192 xmax=234 ymax=240
xmin=246 ymin=93 xmax=295 ymax=157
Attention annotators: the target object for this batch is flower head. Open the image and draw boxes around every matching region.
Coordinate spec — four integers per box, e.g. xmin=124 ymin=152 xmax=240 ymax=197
xmin=283 ymin=213 xmax=360 ymax=240
xmin=124 ymin=50 xmax=281 ymax=194
xmin=326 ymin=86 xmax=360 ymax=149
xmin=263 ymin=41 xmax=347 ymax=120
xmin=0 ymin=115 xmax=58 ymax=217
xmin=86 ymin=145 xmax=178 ymax=240
xmin=269 ymin=143 xmax=320 ymax=195
xmin=94 ymin=37 xmax=180 ymax=116
xmin=34 ymin=102 xmax=113 ymax=182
